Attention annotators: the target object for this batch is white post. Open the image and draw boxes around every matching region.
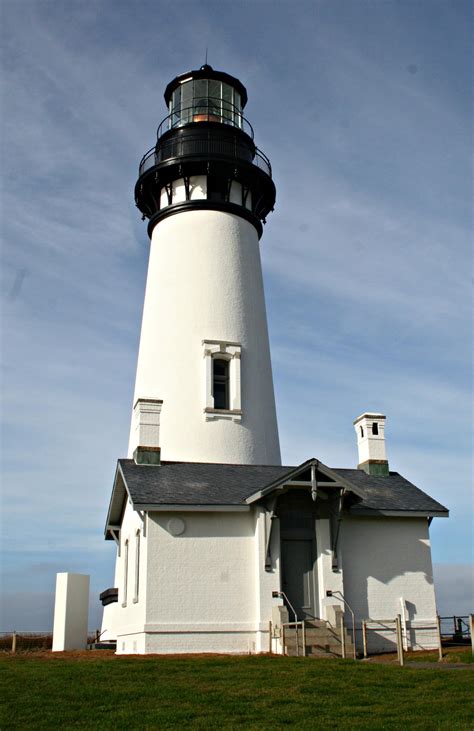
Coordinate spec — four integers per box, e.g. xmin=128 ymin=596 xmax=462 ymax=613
xmin=400 ymin=597 xmax=409 ymax=651
xmin=396 ymin=615 xmax=404 ymax=667
xmin=470 ymin=614 xmax=474 ymax=657
xmin=436 ymin=614 xmax=443 ymax=661
xmin=340 ymin=614 xmax=346 ymax=659
xmin=362 ymin=621 xmax=368 ymax=658
xmin=52 ymin=573 xmax=90 ymax=652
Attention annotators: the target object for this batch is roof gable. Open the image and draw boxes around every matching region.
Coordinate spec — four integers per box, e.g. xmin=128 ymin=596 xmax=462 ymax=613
xmin=244 ymin=458 xmax=364 ymax=504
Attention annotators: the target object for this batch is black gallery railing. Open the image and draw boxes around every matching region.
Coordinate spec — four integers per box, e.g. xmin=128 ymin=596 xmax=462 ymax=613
xmin=138 ymin=135 xmax=272 ymax=179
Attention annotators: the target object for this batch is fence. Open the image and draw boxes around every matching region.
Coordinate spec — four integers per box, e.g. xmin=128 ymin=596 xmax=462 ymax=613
xmin=0 ymin=631 xmax=100 ymax=653
xmin=439 ymin=616 xmax=472 ymax=646
xmin=361 ymin=617 xmax=443 ymax=665
xmin=361 ymin=614 xmax=474 ymax=664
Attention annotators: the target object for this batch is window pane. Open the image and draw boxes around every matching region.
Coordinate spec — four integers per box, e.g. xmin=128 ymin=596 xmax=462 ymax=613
xmin=234 ymin=91 xmax=241 ymax=127
xmin=222 ymin=83 xmax=233 ymax=124
xmin=213 ymin=383 xmax=226 ymax=409
xmin=209 ymin=79 xmax=221 ymax=104
xmin=181 ymin=81 xmax=193 ymax=123
xmin=213 ymin=359 xmax=229 ymax=409
xmin=172 ymin=86 xmax=181 ymax=112
xmin=214 ymin=359 xmax=227 ymax=376
xmin=171 ymin=87 xmax=181 ymax=127
xmin=194 ymin=78 xmax=208 ymax=103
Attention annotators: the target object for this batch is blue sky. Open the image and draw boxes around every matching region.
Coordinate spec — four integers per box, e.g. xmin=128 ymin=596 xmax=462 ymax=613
xmin=1 ymin=0 xmax=472 ymax=630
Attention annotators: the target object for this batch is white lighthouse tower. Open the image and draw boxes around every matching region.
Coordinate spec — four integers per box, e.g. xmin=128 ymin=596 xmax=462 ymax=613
xmin=130 ymin=64 xmax=280 ymax=465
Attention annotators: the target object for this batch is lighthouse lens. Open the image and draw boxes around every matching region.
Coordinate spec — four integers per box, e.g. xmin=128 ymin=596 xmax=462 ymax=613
xmin=169 ymin=77 xmax=243 ymax=131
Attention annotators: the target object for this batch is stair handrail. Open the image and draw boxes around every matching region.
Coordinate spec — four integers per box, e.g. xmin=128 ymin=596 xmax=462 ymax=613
xmin=272 ymin=591 xmax=305 ymax=657
xmin=326 ymin=590 xmax=357 ymax=660
xmin=272 ymin=590 xmax=298 ymax=624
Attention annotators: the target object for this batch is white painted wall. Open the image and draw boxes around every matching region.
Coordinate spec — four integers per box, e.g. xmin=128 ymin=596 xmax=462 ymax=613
xmin=316 ymin=518 xmax=345 ymax=621
xmin=115 ymin=510 xmax=260 ymax=654
xmin=128 ymin=210 xmax=281 ymax=465
xmin=253 ymin=507 xmax=283 ymax=652
xmin=340 ymin=516 xmax=438 ymax=650
xmin=52 ymin=573 xmax=90 ymax=651
xmin=109 ymin=506 xmax=441 ymax=654
xmin=102 ymin=500 xmax=147 ymax=648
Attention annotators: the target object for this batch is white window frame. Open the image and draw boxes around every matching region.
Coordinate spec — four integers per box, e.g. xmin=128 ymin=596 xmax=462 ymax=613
xmin=122 ymin=539 xmax=129 ymax=607
xmin=133 ymin=530 xmax=140 ymax=604
xmin=202 ymin=340 xmax=242 ymax=421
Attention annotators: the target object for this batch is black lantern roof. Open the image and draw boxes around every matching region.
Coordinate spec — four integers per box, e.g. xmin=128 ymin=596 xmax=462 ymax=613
xmin=164 ymin=64 xmax=248 ymax=108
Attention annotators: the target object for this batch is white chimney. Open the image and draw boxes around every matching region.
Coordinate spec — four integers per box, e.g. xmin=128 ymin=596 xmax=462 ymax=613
xmin=132 ymin=398 xmax=162 ymax=465
xmin=353 ymin=412 xmax=388 ymax=476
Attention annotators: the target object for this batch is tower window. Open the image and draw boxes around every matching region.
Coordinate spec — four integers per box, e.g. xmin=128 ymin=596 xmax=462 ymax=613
xmin=360 ymin=426 xmax=364 ymax=437
xmin=203 ymin=340 xmax=242 ymax=420
xmin=213 ymin=358 xmax=230 ymax=410
xmin=372 ymin=422 xmax=379 ymax=435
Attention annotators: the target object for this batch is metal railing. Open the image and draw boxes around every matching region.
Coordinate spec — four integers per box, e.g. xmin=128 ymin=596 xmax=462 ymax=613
xmin=138 ymin=137 xmax=272 ymax=179
xmin=439 ymin=615 xmax=472 ymax=646
xmin=281 ymin=621 xmax=306 ymax=657
xmin=326 ymin=590 xmax=357 ymax=660
xmin=158 ymin=101 xmax=254 ymax=139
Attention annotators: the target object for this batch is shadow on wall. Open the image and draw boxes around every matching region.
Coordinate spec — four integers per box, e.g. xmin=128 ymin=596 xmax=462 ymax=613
xmin=340 ymin=518 xmax=435 ymax=630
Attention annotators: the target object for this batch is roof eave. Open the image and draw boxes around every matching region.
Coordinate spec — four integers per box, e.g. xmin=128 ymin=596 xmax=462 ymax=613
xmin=348 ymin=508 xmax=449 ymax=518
xmin=133 ymin=503 xmax=250 ymax=512
xmin=104 ymin=461 xmax=130 ymax=539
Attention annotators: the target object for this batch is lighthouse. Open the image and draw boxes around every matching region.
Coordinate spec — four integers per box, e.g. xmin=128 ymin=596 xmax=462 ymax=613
xmin=129 ymin=64 xmax=280 ymax=465
xmin=101 ymin=66 xmax=447 ymax=656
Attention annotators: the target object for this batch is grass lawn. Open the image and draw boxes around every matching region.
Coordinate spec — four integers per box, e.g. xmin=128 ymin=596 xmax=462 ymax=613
xmin=1 ymin=652 xmax=473 ymax=729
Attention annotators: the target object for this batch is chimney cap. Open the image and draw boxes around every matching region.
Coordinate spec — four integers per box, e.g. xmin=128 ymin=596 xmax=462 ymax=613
xmin=353 ymin=412 xmax=386 ymax=425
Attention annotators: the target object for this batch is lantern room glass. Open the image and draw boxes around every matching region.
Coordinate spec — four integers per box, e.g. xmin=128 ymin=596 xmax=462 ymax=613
xmin=169 ymin=79 xmax=243 ymax=129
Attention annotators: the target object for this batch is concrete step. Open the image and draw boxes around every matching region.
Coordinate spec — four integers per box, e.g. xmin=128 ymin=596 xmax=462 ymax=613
xmin=285 ymin=637 xmax=351 ymax=649
xmin=287 ymin=647 xmax=355 ymax=658
xmin=302 ymin=620 xmax=327 ymax=629
xmin=283 ymin=620 xmax=354 ymax=658
xmin=284 ymin=629 xmax=353 ymax=643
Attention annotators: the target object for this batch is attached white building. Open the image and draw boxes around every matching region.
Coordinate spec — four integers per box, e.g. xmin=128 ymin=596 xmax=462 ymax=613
xmin=100 ymin=65 xmax=448 ymax=655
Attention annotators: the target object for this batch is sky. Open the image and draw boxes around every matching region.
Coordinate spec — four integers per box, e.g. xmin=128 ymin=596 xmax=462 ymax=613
xmin=1 ymin=0 xmax=472 ymax=631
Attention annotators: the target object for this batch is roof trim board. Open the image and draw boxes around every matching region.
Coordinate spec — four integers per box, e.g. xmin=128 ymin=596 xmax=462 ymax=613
xmin=245 ymin=457 xmax=364 ymax=504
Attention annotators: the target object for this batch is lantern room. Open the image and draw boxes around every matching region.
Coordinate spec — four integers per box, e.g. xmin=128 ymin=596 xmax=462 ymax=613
xmin=164 ymin=64 xmax=247 ymax=130
xmin=135 ymin=64 xmax=275 ymax=238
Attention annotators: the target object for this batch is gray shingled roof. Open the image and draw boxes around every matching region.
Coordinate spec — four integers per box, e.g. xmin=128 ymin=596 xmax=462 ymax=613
xmin=105 ymin=459 xmax=448 ymax=537
xmin=333 ymin=469 xmax=448 ymax=515
xmin=119 ymin=460 xmax=291 ymax=506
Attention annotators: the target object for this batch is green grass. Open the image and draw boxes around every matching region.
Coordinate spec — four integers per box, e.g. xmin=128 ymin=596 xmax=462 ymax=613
xmin=1 ymin=653 xmax=473 ymax=729
xmin=405 ymin=648 xmax=474 ymax=664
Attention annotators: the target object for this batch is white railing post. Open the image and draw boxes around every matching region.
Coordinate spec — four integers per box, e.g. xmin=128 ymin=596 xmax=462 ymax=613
xmin=396 ymin=615 xmax=404 ymax=667
xmin=340 ymin=614 xmax=346 ymax=659
xmin=362 ymin=620 xmax=368 ymax=658
xmin=436 ymin=615 xmax=443 ymax=661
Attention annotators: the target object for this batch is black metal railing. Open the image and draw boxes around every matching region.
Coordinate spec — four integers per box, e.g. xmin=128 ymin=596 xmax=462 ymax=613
xmin=439 ymin=615 xmax=472 ymax=645
xmin=157 ymin=100 xmax=254 ymax=139
xmin=138 ymin=136 xmax=272 ymax=179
